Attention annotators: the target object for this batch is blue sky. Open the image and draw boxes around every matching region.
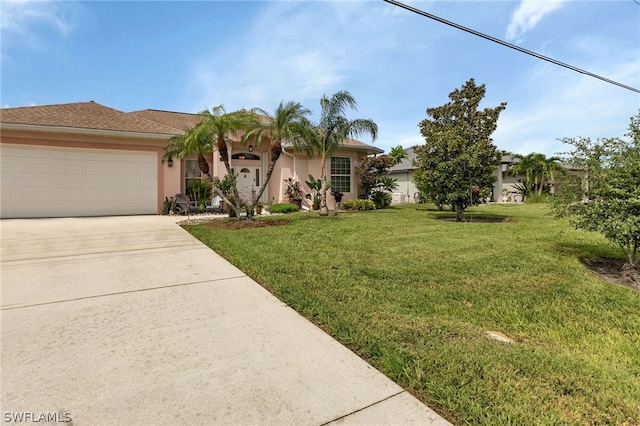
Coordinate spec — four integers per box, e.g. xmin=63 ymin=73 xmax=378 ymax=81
xmin=1 ymin=0 xmax=639 ymax=156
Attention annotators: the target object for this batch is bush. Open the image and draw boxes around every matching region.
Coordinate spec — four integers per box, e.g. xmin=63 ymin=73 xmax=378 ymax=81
xmin=161 ymin=197 xmax=177 ymax=215
xmin=188 ymin=179 xmax=212 ymax=203
xmin=343 ymin=199 xmax=376 ymax=211
xmin=524 ymin=193 xmax=549 ymax=204
xmin=370 ymin=190 xmax=392 ymax=209
xmin=270 ymin=203 xmax=300 ymax=214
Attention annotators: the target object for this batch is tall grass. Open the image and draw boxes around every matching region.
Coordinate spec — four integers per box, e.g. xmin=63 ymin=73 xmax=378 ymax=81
xmin=185 ymin=204 xmax=640 ymax=425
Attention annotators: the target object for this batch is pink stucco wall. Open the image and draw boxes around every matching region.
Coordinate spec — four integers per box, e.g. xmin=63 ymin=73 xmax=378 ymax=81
xmin=2 ymin=126 xmax=376 ymax=214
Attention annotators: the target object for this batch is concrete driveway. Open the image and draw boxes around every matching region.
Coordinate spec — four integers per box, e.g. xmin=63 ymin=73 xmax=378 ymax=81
xmin=0 ymin=216 xmax=450 ymax=425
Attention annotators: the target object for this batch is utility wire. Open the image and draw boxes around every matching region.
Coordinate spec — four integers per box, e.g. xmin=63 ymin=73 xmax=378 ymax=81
xmin=383 ymin=0 xmax=640 ymax=94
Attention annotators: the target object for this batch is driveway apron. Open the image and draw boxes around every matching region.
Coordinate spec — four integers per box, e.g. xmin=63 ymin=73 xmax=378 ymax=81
xmin=0 ymin=216 xmax=450 ymax=425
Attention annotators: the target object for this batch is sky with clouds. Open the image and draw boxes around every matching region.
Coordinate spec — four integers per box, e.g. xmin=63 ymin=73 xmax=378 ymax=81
xmin=1 ymin=0 xmax=639 ymax=156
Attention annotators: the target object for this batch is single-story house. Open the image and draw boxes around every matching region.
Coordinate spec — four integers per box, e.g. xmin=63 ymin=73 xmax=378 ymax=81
xmin=389 ymin=148 xmax=533 ymax=203
xmin=494 ymin=153 xmax=524 ymax=202
xmin=0 ymin=101 xmax=383 ymax=218
xmin=388 ymin=147 xmax=419 ymax=203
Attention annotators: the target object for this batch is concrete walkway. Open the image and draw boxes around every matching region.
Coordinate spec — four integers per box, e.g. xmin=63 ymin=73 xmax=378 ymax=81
xmin=0 ymin=216 xmax=450 ymax=425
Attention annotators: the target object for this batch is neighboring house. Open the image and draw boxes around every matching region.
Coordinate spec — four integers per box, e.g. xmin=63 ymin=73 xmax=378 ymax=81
xmin=0 ymin=101 xmax=382 ymax=218
xmin=388 ymin=149 xmax=532 ymax=204
xmin=493 ymin=154 xmax=525 ymax=202
xmin=388 ymin=147 xmax=419 ymax=203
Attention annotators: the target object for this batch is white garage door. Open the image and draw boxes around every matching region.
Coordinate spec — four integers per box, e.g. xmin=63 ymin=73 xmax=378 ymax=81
xmin=1 ymin=144 xmax=158 ymax=218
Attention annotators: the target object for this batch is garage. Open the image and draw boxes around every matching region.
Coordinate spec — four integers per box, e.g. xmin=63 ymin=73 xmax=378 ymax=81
xmin=1 ymin=144 xmax=158 ymax=218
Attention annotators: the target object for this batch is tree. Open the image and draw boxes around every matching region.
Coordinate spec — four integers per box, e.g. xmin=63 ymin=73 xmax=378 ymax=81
xmin=163 ymin=106 xmax=258 ymax=218
xmin=506 ymin=153 xmax=566 ymax=198
xmin=414 ymin=79 xmax=506 ymax=221
xmin=354 ymin=153 xmax=397 ymax=208
xmin=355 ymin=154 xmax=395 ymax=196
xmin=242 ymin=101 xmax=312 ymax=219
xmin=550 ymin=111 xmax=640 ymax=278
xmin=298 ymin=91 xmax=378 ymax=216
xmin=389 ymin=145 xmax=407 ymax=165
xmin=163 ymin=119 xmax=214 ymax=183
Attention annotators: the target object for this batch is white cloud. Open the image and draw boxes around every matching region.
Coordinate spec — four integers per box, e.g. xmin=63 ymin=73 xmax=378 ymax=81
xmin=188 ymin=2 xmax=397 ymax=118
xmin=506 ymin=0 xmax=565 ymax=42
xmin=0 ymin=0 xmax=81 ymax=58
xmin=493 ymin=54 xmax=639 ymax=157
xmin=1 ymin=0 xmax=77 ymax=35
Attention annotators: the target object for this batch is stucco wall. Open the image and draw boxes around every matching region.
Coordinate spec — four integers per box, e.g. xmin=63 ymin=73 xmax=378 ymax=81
xmin=390 ymin=170 xmax=418 ymax=203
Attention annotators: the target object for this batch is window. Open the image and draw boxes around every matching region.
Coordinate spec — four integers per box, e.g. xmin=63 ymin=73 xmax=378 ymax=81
xmin=184 ymin=159 xmax=201 ymax=195
xmin=331 ymin=157 xmax=351 ymax=193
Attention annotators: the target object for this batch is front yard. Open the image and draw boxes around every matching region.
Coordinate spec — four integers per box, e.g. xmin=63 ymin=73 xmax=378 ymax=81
xmin=184 ymin=203 xmax=640 ymax=425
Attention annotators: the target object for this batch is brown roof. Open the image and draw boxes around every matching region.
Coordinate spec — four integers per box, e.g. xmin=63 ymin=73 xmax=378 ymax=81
xmin=282 ymin=136 xmax=382 ymax=155
xmin=0 ymin=102 xmax=382 ymax=153
xmin=128 ymin=109 xmax=203 ymax=133
xmin=341 ymin=136 xmax=382 ymax=151
xmin=0 ymin=101 xmax=183 ymax=135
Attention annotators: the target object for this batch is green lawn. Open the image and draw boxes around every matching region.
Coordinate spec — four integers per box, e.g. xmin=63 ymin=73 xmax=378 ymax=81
xmin=184 ymin=203 xmax=640 ymax=425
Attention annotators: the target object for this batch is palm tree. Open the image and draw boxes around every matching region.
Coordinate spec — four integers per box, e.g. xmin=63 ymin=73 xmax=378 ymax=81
xmin=538 ymin=155 xmax=567 ymax=195
xmin=242 ymin=101 xmax=312 ymax=219
xmin=200 ymin=106 xmax=260 ymax=214
xmin=506 ymin=153 xmax=567 ymax=197
xmin=163 ymin=106 xmax=257 ymax=217
xmin=163 ymin=120 xmax=214 ymax=181
xmin=297 ymin=91 xmax=378 ymax=216
xmin=389 ymin=145 xmax=407 ymax=165
xmin=506 ymin=153 xmax=535 ymax=195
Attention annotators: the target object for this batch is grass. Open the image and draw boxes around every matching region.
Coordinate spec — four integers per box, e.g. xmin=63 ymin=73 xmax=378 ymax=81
xmin=184 ymin=203 xmax=640 ymax=425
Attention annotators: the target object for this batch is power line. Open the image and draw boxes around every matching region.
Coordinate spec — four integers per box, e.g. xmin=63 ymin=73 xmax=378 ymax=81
xmin=383 ymin=0 xmax=640 ymax=94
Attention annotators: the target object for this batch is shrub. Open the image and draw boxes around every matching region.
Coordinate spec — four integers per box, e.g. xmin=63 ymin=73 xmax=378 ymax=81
xmin=343 ymin=199 xmax=376 ymax=211
xmin=525 ymin=193 xmax=549 ymax=204
xmin=283 ymin=178 xmax=303 ymax=202
xmin=270 ymin=203 xmax=300 ymax=213
xmin=161 ymin=197 xmax=177 ymax=215
xmin=370 ymin=190 xmax=392 ymax=209
xmin=188 ymin=179 xmax=212 ymax=203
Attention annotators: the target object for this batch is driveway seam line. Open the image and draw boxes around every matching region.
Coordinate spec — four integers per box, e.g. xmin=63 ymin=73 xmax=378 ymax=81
xmin=318 ymin=390 xmax=407 ymax=425
xmin=0 ymin=275 xmax=246 ymax=311
xmin=0 ymin=244 xmax=204 ymax=264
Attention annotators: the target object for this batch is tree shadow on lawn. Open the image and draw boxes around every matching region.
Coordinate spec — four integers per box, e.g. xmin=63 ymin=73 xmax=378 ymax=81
xmin=435 ymin=215 xmax=513 ymax=223
xmin=555 ymin=241 xmax=639 ymax=291
xmin=425 ymin=211 xmax=513 ymax=223
xmin=580 ymin=257 xmax=639 ymax=291
xmin=201 ymin=218 xmax=291 ymax=229
xmin=414 ymin=206 xmax=513 ymax=223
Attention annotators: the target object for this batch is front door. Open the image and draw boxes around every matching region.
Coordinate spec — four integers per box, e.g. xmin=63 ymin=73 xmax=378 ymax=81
xmin=236 ymin=167 xmax=261 ymax=204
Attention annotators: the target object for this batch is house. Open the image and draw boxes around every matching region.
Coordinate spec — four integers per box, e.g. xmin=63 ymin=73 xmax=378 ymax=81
xmin=388 ymin=147 xmax=419 ymax=203
xmin=389 ymin=149 xmax=571 ymax=204
xmin=388 ymin=148 xmax=531 ymax=204
xmin=494 ymin=153 xmax=525 ymax=202
xmin=0 ymin=101 xmax=382 ymax=218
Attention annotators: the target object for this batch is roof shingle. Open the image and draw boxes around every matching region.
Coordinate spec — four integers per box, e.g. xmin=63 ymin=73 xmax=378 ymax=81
xmin=1 ymin=102 xmax=382 ymax=153
xmin=128 ymin=109 xmax=203 ymax=133
xmin=0 ymin=102 xmax=184 ymax=135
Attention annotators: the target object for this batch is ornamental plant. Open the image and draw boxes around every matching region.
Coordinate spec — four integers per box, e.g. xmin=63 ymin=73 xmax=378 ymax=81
xmin=550 ymin=110 xmax=640 ymax=273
